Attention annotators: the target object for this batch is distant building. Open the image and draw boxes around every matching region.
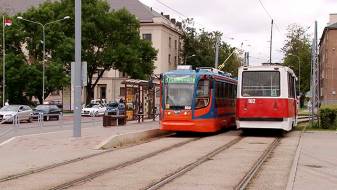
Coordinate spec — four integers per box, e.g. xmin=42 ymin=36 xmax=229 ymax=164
xmin=319 ymin=13 xmax=337 ymax=105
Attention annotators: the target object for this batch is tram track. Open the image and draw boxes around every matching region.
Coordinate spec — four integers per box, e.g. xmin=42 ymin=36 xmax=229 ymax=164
xmin=234 ymin=137 xmax=281 ymax=190
xmin=0 ymin=134 xmax=209 ymax=190
xmin=0 ymin=134 xmax=173 ymax=183
xmin=46 ymin=136 xmax=207 ymax=190
xmin=144 ymin=136 xmax=243 ymax=190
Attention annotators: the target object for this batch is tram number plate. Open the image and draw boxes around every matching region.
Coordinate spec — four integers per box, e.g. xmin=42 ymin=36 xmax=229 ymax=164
xmin=248 ymin=99 xmax=256 ymax=104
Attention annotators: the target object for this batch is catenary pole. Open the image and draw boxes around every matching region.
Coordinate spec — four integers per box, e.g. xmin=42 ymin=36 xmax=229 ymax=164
xmin=73 ymin=0 xmax=82 ymax=137
xmin=2 ymin=16 xmax=5 ymax=106
xmin=215 ymin=35 xmax=219 ymax=68
xmin=269 ymin=19 xmax=273 ymax=64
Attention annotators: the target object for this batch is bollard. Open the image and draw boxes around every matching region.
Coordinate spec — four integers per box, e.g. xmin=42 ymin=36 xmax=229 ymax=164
xmin=38 ymin=112 xmax=44 ymax=127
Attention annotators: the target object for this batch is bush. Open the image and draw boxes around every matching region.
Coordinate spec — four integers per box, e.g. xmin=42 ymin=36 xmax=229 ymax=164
xmin=319 ymin=105 xmax=337 ymax=129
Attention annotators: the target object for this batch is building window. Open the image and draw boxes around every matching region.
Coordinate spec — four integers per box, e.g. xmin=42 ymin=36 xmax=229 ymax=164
xmin=169 ymin=37 xmax=171 ymax=48
xmin=99 ymin=85 xmax=106 ymax=99
xmin=175 ymin=40 xmax=177 ymax=50
xmin=142 ymin=33 xmax=152 ymax=42
xmin=174 ymin=56 xmax=177 ymax=65
xmin=168 ymin=54 xmax=171 ymax=64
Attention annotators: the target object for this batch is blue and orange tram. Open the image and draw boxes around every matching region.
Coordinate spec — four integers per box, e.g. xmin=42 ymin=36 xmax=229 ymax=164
xmin=160 ymin=66 xmax=237 ymax=132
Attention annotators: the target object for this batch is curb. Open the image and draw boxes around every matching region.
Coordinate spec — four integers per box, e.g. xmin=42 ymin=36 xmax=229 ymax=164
xmin=286 ymin=142 xmax=302 ymax=190
xmin=95 ymin=129 xmax=171 ymax=150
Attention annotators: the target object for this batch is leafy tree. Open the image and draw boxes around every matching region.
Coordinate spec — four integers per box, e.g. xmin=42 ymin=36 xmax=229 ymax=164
xmin=1 ymin=0 xmax=157 ymax=104
xmin=60 ymin=0 xmax=157 ymax=103
xmin=282 ymin=24 xmax=311 ymax=107
xmin=181 ymin=19 xmax=241 ymax=77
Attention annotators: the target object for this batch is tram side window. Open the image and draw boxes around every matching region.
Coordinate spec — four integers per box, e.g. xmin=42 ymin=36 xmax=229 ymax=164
xmin=196 ymin=79 xmax=210 ymax=109
xmin=288 ymin=73 xmax=295 ymax=98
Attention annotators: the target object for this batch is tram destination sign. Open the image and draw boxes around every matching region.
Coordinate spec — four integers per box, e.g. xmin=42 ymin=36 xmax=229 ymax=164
xmin=164 ymin=75 xmax=195 ymax=84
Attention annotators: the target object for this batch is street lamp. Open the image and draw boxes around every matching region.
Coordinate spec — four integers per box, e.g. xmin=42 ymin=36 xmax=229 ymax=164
xmin=184 ymin=54 xmax=196 ymax=65
xmin=17 ymin=16 xmax=70 ymax=102
xmin=288 ymin=53 xmax=301 ymax=94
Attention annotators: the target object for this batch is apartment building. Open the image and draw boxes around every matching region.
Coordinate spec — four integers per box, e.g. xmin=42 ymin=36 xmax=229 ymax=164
xmin=319 ymin=13 xmax=337 ymax=105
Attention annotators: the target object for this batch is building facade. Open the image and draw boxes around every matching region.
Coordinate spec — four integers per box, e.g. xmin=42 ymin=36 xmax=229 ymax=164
xmin=319 ymin=14 xmax=337 ymax=105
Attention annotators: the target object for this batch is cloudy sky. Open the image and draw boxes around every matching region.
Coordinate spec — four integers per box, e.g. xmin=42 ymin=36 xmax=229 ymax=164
xmin=139 ymin=0 xmax=337 ymax=65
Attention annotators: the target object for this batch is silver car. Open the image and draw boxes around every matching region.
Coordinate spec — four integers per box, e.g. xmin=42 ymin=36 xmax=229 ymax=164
xmin=0 ymin=105 xmax=33 ymax=123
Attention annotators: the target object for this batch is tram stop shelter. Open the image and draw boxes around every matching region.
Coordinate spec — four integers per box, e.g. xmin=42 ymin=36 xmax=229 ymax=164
xmin=121 ymin=78 xmax=160 ymax=123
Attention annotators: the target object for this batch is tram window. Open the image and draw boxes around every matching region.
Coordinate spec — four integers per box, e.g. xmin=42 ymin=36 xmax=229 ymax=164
xmin=288 ymin=73 xmax=295 ymax=98
xmin=242 ymin=71 xmax=280 ymax=97
xmin=196 ymin=79 xmax=210 ymax=109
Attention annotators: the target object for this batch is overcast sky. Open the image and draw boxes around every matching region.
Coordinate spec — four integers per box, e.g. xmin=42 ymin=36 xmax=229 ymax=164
xmin=139 ymin=0 xmax=337 ymax=65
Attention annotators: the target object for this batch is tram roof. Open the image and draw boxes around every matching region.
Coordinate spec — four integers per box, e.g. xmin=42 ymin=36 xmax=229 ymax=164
xmin=238 ymin=65 xmax=297 ymax=78
xmin=163 ymin=68 xmax=236 ymax=81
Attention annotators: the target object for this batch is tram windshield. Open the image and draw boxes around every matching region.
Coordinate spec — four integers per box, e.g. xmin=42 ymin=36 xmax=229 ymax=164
xmin=164 ymin=75 xmax=195 ymax=109
xmin=242 ymin=71 xmax=280 ymax=97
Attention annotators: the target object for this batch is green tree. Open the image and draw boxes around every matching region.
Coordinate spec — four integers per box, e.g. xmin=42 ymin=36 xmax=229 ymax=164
xmin=282 ymin=24 xmax=311 ymax=107
xmin=181 ymin=19 xmax=240 ymax=77
xmin=1 ymin=0 xmax=157 ymax=104
xmin=60 ymin=0 xmax=157 ymax=103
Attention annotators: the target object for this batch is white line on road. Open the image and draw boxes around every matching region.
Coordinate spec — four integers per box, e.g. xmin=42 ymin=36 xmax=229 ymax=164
xmin=0 ymin=137 xmax=16 ymax=147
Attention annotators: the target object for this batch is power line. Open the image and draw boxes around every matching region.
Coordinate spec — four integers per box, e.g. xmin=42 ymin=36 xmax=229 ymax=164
xmin=257 ymin=0 xmax=284 ymax=36
xmin=154 ymin=0 xmax=187 ymax=19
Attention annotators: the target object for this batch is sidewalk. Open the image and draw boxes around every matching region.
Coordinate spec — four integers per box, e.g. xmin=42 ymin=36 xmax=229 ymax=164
xmin=0 ymin=119 xmax=159 ymax=178
xmin=291 ymin=131 xmax=337 ymax=189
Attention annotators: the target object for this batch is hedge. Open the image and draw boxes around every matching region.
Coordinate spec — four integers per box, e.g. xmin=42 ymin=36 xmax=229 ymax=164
xmin=319 ymin=105 xmax=337 ymax=129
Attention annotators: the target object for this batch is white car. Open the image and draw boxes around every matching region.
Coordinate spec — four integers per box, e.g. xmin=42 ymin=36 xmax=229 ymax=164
xmin=0 ymin=105 xmax=33 ymax=123
xmin=81 ymin=103 xmax=106 ymax=117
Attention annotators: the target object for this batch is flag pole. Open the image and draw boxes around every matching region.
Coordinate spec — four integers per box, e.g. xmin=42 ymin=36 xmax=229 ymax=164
xmin=2 ymin=15 xmax=5 ymax=107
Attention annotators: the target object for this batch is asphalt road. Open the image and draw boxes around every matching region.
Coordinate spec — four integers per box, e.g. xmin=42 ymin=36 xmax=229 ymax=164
xmin=0 ymin=115 xmax=102 ymax=144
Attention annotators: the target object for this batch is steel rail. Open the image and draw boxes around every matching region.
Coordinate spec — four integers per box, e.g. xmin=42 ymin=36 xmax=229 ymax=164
xmin=234 ymin=137 xmax=281 ymax=190
xmin=144 ymin=136 xmax=243 ymax=190
xmin=0 ymin=133 xmax=174 ymax=183
xmin=48 ymin=137 xmax=202 ymax=190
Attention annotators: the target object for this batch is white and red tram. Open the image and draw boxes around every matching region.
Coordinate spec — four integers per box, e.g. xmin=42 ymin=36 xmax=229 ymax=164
xmin=236 ymin=65 xmax=298 ymax=131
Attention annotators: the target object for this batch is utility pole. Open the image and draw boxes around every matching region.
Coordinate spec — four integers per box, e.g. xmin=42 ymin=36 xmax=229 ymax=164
xmin=74 ymin=0 xmax=82 ymax=137
xmin=311 ymin=21 xmax=319 ymax=126
xmin=2 ymin=16 xmax=5 ymax=107
xmin=269 ymin=19 xmax=273 ymax=64
xmin=215 ymin=35 xmax=220 ymax=68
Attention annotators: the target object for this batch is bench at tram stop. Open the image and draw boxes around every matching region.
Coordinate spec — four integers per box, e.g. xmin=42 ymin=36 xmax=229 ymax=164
xmin=103 ymin=115 xmax=126 ymax=127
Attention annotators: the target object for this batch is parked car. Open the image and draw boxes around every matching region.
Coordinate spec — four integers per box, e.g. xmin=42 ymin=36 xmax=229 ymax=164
xmin=90 ymin=99 xmax=107 ymax=106
xmin=32 ymin=104 xmax=62 ymax=121
xmin=105 ymin=102 xmax=125 ymax=116
xmin=0 ymin=105 xmax=33 ymax=123
xmin=81 ymin=103 xmax=106 ymax=117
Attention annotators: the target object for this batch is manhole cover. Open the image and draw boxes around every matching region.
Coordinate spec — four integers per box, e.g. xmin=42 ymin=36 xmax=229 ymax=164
xmin=304 ymin=164 xmax=323 ymax=168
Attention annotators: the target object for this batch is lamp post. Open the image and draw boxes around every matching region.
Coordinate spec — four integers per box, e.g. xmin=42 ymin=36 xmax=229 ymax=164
xmin=288 ymin=53 xmax=301 ymax=94
xmin=184 ymin=54 xmax=195 ymax=65
xmin=17 ymin=16 xmax=70 ymax=102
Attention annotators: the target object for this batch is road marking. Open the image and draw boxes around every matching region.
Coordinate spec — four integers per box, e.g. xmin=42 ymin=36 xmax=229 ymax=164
xmin=0 ymin=137 xmax=16 ymax=147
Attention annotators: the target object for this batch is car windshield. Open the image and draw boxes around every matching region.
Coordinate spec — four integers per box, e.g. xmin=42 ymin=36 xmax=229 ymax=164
xmin=107 ymin=102 xmax=119 ymax=108
xmin=86 ymin=103 xmax=100 ymax=108
xmin=0 ymin=105 xmax=20 ymax=112
xmin=35 ymin=105 xmax=50 ymax=111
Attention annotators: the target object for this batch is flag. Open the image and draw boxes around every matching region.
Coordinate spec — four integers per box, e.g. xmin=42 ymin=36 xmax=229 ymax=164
xmin=4 ymin=19 xmax=12 ymax=26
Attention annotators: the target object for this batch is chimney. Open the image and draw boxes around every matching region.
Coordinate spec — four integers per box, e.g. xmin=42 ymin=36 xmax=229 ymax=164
xmin=328 ymin=13 xmax=337 ymax=25
xmin=176 ymin=22 xmax=182 ymax=29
